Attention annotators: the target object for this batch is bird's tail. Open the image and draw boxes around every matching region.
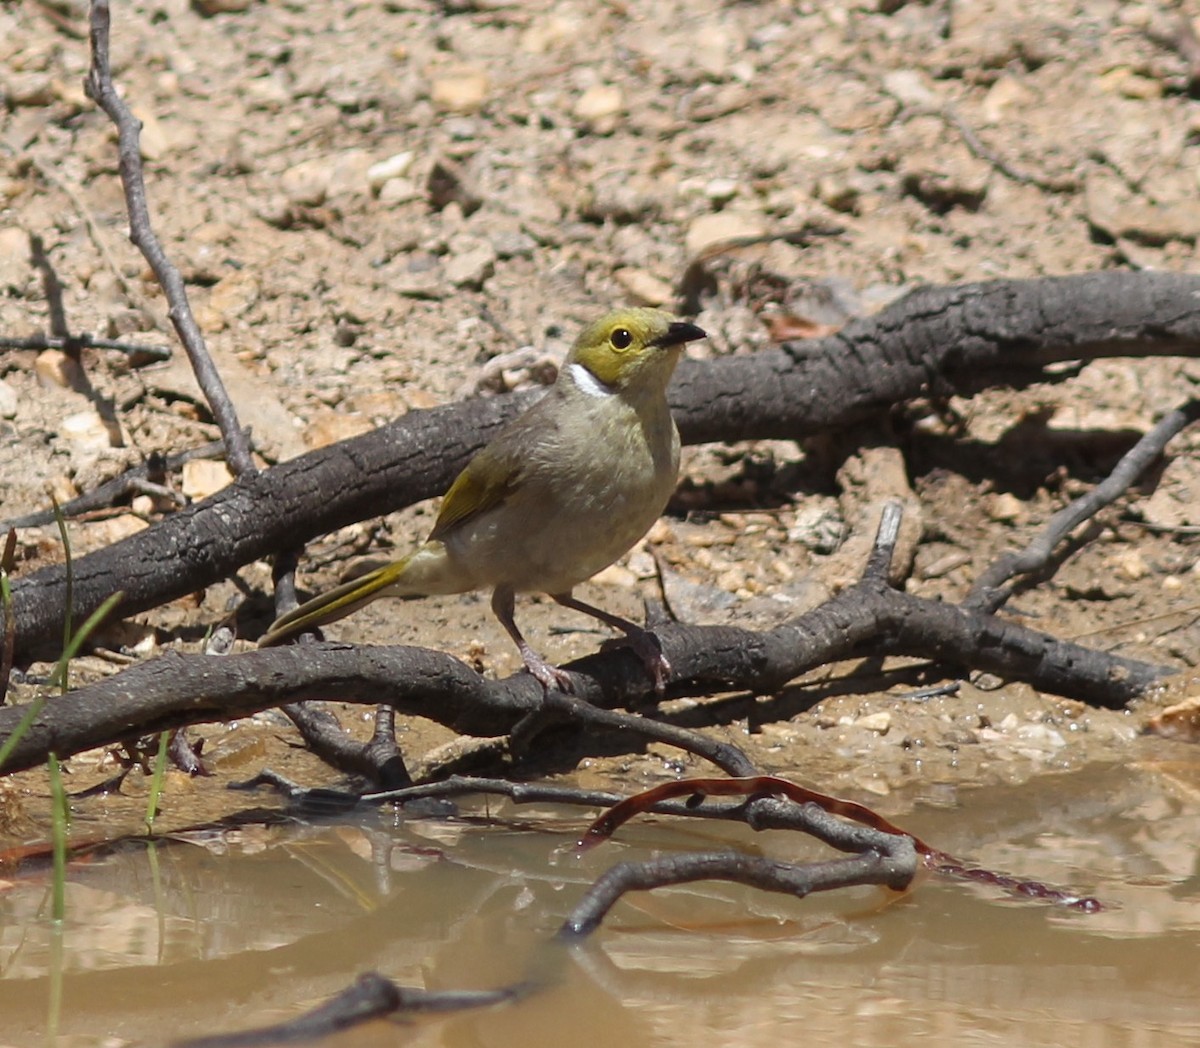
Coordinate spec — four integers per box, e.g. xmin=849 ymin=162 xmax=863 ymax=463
xmin=258 ymin=557 xmax=413 ymax=647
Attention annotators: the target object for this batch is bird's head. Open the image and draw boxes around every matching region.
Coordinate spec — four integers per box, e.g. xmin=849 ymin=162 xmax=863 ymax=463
xmin=564 ymin=308 xmax=706 ymax=400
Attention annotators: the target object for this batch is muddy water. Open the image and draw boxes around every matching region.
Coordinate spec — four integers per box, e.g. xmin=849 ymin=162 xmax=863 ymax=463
xmin=1 ymin=759 xmax=1198 ymax=1047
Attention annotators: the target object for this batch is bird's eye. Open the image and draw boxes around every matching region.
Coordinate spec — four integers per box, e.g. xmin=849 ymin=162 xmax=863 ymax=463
xmin=610 ymin=327 xmax=633 ymax=350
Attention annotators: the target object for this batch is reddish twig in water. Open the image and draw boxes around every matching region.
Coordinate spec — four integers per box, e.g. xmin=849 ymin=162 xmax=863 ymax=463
xmin=82 ymin=0 xmax=255 ymax=477
xmin=578 ymin=774 xmax=937 ymax=852
xmin=578 ymin=775 xmax=1104 ymax=914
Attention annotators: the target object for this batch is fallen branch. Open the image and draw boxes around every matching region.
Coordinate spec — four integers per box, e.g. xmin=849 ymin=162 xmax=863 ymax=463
xmin=559 ymin=847 xmax=916 ymax=938
xmin=0 ymin=505 xmax=1173 ymax=774
xmin=0 ymin=333 xmax=171 ymax=360
xmin=6 ymin=270 xmax=1200 ymax=663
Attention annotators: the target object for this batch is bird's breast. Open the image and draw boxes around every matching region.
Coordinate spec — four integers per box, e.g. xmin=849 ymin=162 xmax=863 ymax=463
xmin=444 ymin=394 xmax=679 ymax=594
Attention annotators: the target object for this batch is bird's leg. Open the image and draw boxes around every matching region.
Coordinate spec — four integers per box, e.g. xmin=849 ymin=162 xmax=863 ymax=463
xmin=551 ymin=591 xmax=670 ymax=696
xmin=491 ymin=585 xmax=575 ymax=694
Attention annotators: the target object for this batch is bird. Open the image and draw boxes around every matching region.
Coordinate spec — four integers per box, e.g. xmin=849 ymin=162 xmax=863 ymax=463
xmin=260 ymin=307 xmax=706 ymax=693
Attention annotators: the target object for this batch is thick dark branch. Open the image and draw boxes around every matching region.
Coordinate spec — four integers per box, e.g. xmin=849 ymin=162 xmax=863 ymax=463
xmin=0 ymin=573 xmax=1172 ymax=774
xmin=83 ymin=0 xmax=255 ymax=476
xmin=7 ymin=271 xmax=1200 ymax=663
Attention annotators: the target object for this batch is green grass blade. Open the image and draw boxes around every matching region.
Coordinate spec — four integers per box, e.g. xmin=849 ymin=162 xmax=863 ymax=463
xmin=145 ymin=730 xmax=170 ymax=833
xmin=0 ymin=695 xmax=47 ymax=772
xmin=47 ymin=753 xmax=68 ymax=924
xmin=0 ymin=591 xmax=124 ymax=774
xmin=1 ymin=527 xmax=15 ymax=704
xmin=49 ymin=496 xmax=73 ymax=687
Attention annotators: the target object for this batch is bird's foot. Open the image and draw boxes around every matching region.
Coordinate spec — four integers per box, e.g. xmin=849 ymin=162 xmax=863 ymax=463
xmin=604 ymin=627 xmax=670 ymax=698
xmin=521 ymin=649 xmax=576 ymax=695
xmin=549 ymin=593 xmax=671 ymax=698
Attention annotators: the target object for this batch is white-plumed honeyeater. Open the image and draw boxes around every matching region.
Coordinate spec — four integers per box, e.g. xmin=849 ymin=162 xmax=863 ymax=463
xmin=260 ymin=308 xmax=706 ymax=692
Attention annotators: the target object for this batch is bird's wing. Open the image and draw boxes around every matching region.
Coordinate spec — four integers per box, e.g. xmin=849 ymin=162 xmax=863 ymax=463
xmin=428 ymin=440 xmax=525 ymax=541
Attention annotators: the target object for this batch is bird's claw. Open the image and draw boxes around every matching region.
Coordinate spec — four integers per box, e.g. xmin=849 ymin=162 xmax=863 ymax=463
xmin=608 ymin=631 xmax=670 ymax=698
xmin=523 ymin=654 xmax=576 ymax=695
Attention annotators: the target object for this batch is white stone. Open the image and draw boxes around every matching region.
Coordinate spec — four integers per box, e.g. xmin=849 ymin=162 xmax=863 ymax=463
xmin=0 ymin=379 xmax=18 ymax=418
xmin=367 ymin=151 xmax=415 ymax=193
xmin=61 ymin=409 xmax=122 ymax=451
xmin=181 ymin=459 xmax=234 ymax=500
xmin=855 ymin=711 xmax=892 ymax=735
xmin=574 ymin=84 xmax=623 ymax=124
xmin=685 ymin=210 xmax=766 ymax=257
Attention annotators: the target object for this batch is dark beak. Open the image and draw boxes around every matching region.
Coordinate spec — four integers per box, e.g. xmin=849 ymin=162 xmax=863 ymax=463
xmin=651 ymin=321 xmax=707 ymax=347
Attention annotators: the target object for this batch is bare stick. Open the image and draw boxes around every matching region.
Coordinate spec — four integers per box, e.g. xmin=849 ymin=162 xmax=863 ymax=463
xmin=534 ymin=689 xmax=756 ymax=777
xmin=0 ymin=333 xmax=171 ymax=360
xmin=939 ymin=106 xmax=1078 ymax=194
xmin=968 ymin=398 xmax=1200 ymax=613
xmin=0 ymin=434 xmax=242 ymax=531
xmin=83 ymin=0 xmax=255 ymax=477
xmin=174 ymin=971 xmax=525 ymax=1048
xmin=267 ymin=549 xmax=414 ymax=786
xmin=559 ymin=845 xmax=916 ymax=938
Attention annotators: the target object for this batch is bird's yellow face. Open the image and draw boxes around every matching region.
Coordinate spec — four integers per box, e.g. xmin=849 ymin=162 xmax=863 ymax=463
xmin=567 ymin=308 xmax=705 ymax=393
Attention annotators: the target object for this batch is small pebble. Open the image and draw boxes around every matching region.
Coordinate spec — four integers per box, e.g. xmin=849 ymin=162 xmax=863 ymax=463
xmin=685 ymin=210 xmax=766 ymax=257
xmin=181 ymin=459 xmax=234 ymax=500
xmin=35 ymin=349 xmax=86 ymax=391
xmin=367 ymin=151 xmax=414 ymax=193
xmin=192 ymin=0 xmax=254 ymax=14
xmin=444 ymin=236 xmax=496 ymax=289
xmin=704 ymin=177 xmax=739 ymax=203
xmin=614 ymin=267 xmax=673 ymax=306
xmin=0 ymin=379 xmax=18 ymax=418
xmin=303 ymin=410 xmax=374 ymax=450
xmin=431 ymin=68 xmax=489 ymax=113
xmin=855 ymin=711 xmax=892 ymax=735
xmin=573 ymin=84 xmax=623 ymax=132
xmin=490 ymin=229 xmax=536 ymax=259
xmin=62 ymin=409 xmax=122 ymax=451
xmin=1114 ymin=550 xmax=1149 ymax=581
xmin=986 ymin=492 xmax=1024 ymax=523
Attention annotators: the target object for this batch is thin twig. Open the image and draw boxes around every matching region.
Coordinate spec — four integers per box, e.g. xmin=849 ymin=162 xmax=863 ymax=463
xmin=968 ymin=398 xmax=1200 ymax=612
xmin=0 ymin=433 xmax=244 ymax=531
xmin=174 ymin=972 xmax=526 ymax=1048
xmin=559 ymin=847 xmax=916 ymax=938
xmin=0 ymin=333 xmax=171 ymax=360
xmin=536 ymin=689 xmax=756 ymax=777
xmin=939 ymin=105 xmax=1079 ymax=194
xmin=83 ymin=0 xmax=255 ymax=477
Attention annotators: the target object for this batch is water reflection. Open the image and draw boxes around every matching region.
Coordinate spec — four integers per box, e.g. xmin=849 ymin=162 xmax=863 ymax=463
xmin=0 ymin=759 xmax=1197 ymax=1046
